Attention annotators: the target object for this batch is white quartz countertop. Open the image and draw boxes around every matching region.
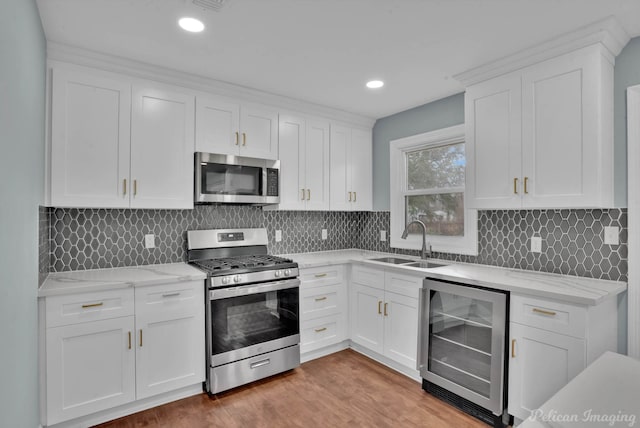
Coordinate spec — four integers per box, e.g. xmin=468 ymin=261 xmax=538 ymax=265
xmin=517 ymin=352 xmax=640 ymax=428
xmin=279 ymin=249 xmax=626 ymax=306
xmin=38 ymin=263 xmax=206 ymax=297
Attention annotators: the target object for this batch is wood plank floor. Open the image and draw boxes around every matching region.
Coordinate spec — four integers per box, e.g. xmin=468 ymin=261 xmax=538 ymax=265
xmin=95 ymin=349 xmax=489 ymax=428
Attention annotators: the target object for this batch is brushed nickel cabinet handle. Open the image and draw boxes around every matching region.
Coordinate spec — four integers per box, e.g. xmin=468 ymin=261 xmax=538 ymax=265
xmin=242 ymin=132 xmax=246 ymax=146
xmin=307 ymin=189 xmax=311 ymax=200
xmin=511 ymin=339 xmax=516 ymax=358
xmin=524 ymin=177 xmax=529 ymax=194
xmin=123 ymin=179 xmax=127 ymax=196
xmin=314 ymin=296 xmax=327 ymax=302
xmin=162 ymin=292 xmax=180 ymax=298
xmin=378 ymin=300 xmax=382 ymax=314
xmin=235 ymin=131 xmax=239 ymax=145
xmin=353 ymin=191 xmax=357 ymax=202
xmin=139 ymin=329 xmax=143 ymax=347
xmin=128 ymin=331 xmax=132 ymax=350
xmin=514 ymin=178 xmax=518 ymax=194
xmin=532 ymin=308 xmax=556 ymax=316
xmin=384 ymin=302 xmax=388 ymax=316
xmin=81 ymin=302 xmax=103 ymax=309
xmin=314 ymin=273 xmax=327 ymax=278
xmin=315 ymin=327 xmax=327 ymax=333
xmin=348 ymin=191 xmax=352 ymax=202
xmin=133 ymin=180 xmax=137 ymax=196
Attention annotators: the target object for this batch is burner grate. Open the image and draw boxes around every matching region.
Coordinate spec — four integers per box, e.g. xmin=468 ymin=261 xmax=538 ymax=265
xmin=194 ymin=255 xmax=294 ymax=272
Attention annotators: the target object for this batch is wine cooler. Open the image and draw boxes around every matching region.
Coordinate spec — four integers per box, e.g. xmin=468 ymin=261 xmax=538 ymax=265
xmin=419 ymin=278 xmax=509 ymax=427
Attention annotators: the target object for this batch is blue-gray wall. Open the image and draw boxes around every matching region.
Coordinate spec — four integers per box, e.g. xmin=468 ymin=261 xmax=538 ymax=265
xmin=372 ymin=93 xmax=465 ymax=210
xmin=614 ymin=37 xmax=640 ymax=206
xmin=373 ymin=37 xmax=640 ymax=210
xmin=0 ymin=0 xmax=46 ymax=426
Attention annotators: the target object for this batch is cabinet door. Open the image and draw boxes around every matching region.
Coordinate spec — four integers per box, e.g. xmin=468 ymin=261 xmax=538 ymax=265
xmin=521 ymin=49 xmax=605 ymax=208
xmin=329 ymin=125 xmax=351 ymax=210
xmin=350 ymin=283 xmax=384 ymax=354
xmin=277 ymin=115 xmax=306 ymax=210
xmin=240 ymin=104 xmax=278 ymax=159
xmin=195 ymin=95 xmax=240 ymax=155
xmin=465 ymin=73 xmax=522 ymax=209
xmin=383 ymin=291 xmax=419 ymax=369
xmin=130 ymin=84 xmax=195 ymax=209
xmin=134 ymin=282 xmax=205 ymax=400
xmin=350 ymin=128 xmax=373 ymax=211
xmin=50 ymin=68 xmax=131 ymax=208
xmin=508 ymin=322 xmax=585 ymax=421
xmin=46 ymin=317 xmax=135 ymax=425
xmin=305 ymin=119 xmax=331 ymax=210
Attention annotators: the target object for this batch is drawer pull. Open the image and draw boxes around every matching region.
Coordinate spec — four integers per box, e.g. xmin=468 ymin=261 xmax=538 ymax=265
xmin=384 ymin=302 xmax=388 ymax=317
xmin=162 ymin=292 xmax=181 ymax=298
xmin=314 ymin=296 xmax=327 ymax=302
xmin=532 ymin=308 xmax=557 ymax=316
xmin=378 ymin=300 xmax=382 ymax=314
xmin=314 ymin=273 xmax=327 ymax=278
xmin=128 ymin=331 xmax=132 ymax=350
xmin=250 ymin=359 xmax=270 ymax=369
xmin=511 ymin=339 xmax=516 ymax=358
xmin=315 ymin=327 xmax=327 ymax=333
xmin=81 ymin=302 xmax=104 ymax=309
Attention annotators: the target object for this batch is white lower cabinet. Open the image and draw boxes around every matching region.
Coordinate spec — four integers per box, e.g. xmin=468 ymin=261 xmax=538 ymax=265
xmin=41 ymin=280 xmax=204 ymax=426
xmin=507 ymin=293 xmax=618 ymax=421
xmin=350 ymin=265 xmax=422 ymax=371
xmin=299 ymin=265 xmax=348 ymax=357
xmin=45 ymin=316 xmax=136 ymax=425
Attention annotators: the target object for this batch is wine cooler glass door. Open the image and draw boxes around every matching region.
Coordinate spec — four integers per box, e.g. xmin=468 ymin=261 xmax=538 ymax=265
xmin=419 ymin=279 xmax=507 ymax=415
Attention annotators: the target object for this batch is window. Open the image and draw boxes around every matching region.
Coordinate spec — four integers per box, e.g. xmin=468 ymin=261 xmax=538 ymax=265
xmin=390 ymin=125 xmax=477 ymax=255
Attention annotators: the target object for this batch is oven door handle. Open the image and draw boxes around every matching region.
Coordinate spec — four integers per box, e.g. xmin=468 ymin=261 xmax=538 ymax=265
xmin=209 ymin=278 xmax=300 ymax=300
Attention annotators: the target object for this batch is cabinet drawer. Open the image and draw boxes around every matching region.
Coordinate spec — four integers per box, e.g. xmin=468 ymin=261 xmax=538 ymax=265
xmin=300 ymin=315 xmax=343 ymax=354
xmin=46 ymin=288 xmax=134 ymax=328
xmin=300 ymin=265 xmax=344 ymax=288
xmin=351 ymin=265 xmax=385 ymax=290
xmin=301 ymin=285 xmax=341 ymax=320
xmin=134 ymin=280 xmax=203 ymax=319
xmin=385 ymin=270 xmax=424 ymax=298
xmin=510 ymin=294 xmax=586 ymax=338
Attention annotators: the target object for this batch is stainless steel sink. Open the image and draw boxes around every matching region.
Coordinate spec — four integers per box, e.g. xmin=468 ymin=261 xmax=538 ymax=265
xmin=402 ymin=261 xmax=447 ymax=269
xmin=369 ymin=257 xmax=415 ymax=264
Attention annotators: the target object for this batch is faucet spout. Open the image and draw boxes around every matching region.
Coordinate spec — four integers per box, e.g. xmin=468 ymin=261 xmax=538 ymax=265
xmin=401 ymin=220 xmax=432 ymax=260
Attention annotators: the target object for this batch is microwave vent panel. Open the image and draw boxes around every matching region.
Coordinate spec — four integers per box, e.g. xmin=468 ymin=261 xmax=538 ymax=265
xmin=192 ymin=0 xmax=230 ymax=12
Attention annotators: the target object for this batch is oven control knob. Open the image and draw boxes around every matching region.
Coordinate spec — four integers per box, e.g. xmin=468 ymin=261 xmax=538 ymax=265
xmin=275 ymin=270 xmax=281 ymax=278
xmin=220 ymin=277 xmax=228 ymax=285
xmin=284 ymin=269 xmax=291 ymax=276
xmin=233 ymin=275 xmax=241 ymax=283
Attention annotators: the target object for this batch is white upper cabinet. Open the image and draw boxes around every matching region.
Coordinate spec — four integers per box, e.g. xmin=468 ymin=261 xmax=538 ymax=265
xmin=48 ymin=65 xmax=195 ymax=209
xmin=464 ymin=44 xmax=615 ymax=209
xmin=50 ymin=67 xmax=131 ymax=208
xmin=276 ymin=114 xmax=330 ymax=210
xmin=329 ymin=125 xmax=372 ymax=211
xmin=195 ymin=95 xmax=278 ymax=159
xmin=130 ymin=84 xmax=195 ymax=209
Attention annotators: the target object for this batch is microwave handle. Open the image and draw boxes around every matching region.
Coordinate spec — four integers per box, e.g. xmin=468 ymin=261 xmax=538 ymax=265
xmin=209 ymin=278 xmax=300 ymax=300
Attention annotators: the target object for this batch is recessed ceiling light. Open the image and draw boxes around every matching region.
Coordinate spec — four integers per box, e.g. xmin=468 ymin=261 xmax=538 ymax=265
xmin=179 ymin=17 xmax=205 ymax=33
xmin=366 ymin=80 xmax=384 ymax=89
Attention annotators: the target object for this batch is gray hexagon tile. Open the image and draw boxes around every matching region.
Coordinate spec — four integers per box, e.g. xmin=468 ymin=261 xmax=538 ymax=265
xmin=41 ymin=205 xmax=627 ymax=282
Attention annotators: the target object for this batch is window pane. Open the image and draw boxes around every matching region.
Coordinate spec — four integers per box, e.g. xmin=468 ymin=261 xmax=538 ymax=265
xmin=405 ymin=193 xmax=464 ymax=236
xmin=407 ymin=143 xmax=465 ymax=190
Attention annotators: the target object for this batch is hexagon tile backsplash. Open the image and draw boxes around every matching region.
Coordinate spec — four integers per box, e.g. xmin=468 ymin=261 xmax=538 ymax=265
xmin=39 ymin=206 xmax=627 ymax=284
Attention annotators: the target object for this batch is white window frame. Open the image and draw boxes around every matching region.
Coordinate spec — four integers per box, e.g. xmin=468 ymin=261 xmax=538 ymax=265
xmin=389 ymin=124 xmax=478 ymax=256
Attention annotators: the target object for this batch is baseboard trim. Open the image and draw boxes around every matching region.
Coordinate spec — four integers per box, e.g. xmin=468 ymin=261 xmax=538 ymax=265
xmin=301 ymin=341 xmax=350 ymax=363
xmin=349 ymin=342 xmax=422 ymax=383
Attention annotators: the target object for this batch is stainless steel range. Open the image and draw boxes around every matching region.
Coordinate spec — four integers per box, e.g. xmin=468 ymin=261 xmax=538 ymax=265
xmin=187 ymin=228 xmax=300 ymax=394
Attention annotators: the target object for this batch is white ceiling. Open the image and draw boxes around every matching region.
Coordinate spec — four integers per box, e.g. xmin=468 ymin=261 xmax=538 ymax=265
xmin=36 ymin=0 xmax=640 ymax=120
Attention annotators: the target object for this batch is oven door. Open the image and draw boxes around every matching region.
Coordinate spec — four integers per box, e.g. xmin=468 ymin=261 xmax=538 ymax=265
xmin=208 ymin=278 xmax=299 ymax=367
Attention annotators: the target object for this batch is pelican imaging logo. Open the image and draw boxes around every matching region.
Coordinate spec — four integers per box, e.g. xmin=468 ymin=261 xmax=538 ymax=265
xmin=529 ymin=409 xmax=637 ymax=427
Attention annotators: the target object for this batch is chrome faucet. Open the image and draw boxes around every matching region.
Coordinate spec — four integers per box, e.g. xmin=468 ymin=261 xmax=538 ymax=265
xmin=401 ymin=220 xmax=432 ymax=260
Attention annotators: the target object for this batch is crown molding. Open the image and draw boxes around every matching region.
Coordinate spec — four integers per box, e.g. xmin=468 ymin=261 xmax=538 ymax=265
xmin=46 ymin=42 xmax=376 ymax=129
xmin=454 ymin=16 xmax=631 ymax=87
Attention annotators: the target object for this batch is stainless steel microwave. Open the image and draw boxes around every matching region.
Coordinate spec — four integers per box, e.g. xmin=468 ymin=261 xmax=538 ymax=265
xmin=194 ymin=152 xmax=280 ymax=205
